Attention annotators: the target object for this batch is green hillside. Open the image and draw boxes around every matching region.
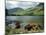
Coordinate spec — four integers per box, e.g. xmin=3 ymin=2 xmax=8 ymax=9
xmin=25 ymin=7 xmax=44 ymax=16
xmin=7 ymin=3 xmax=44 ymax=16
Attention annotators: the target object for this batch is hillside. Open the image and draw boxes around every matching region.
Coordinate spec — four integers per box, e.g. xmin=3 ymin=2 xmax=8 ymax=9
xmin=6 ymin=3 xmax=44 ymax=16
xmin=7 ymin=7 xmax=24 ymax=16
xmin=23 ymin=3 xmax=44 ymax=16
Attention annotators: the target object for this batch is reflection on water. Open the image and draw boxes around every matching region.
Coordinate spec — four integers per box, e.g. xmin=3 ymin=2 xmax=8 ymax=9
xmin=5 ymin=16 xmax=44 ymax=34
xmin=6 ymin=16 xmax=44 ymax=28
xmin=6 ymin=16 xmax=43 ymax=22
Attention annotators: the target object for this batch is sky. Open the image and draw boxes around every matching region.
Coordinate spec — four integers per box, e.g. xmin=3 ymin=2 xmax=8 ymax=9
xmin=6 ymin=1 xmax=39 ymax=9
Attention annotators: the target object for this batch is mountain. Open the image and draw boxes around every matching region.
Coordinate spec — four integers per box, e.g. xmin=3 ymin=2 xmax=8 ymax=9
xmin=24 ymin=3 xmax=44 ymax=16
xmin=6 ymin=7 xmax=24 ymax=16
xmin=37 ymin=3 xmax=44 ymax=7
xmin=6 ymin=3 xmax=44 ymax=16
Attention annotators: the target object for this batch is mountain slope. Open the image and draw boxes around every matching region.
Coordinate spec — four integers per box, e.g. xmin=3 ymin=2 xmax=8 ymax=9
xmin=6 ymin=3 xmax=44 ymax=16
xmin=7 ymin=7 xmax=24 ymax=16
xmin=24 ymin=3 xmax=44 ymax=16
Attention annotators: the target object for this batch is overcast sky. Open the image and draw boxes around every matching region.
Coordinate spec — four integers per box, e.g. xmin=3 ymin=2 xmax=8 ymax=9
xmin=6 ymin=1 xmax=39 ymax=9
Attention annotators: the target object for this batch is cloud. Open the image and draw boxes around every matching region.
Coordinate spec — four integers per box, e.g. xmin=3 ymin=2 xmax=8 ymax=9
xmin=6 ymin=1 xmax=39 ymax=9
